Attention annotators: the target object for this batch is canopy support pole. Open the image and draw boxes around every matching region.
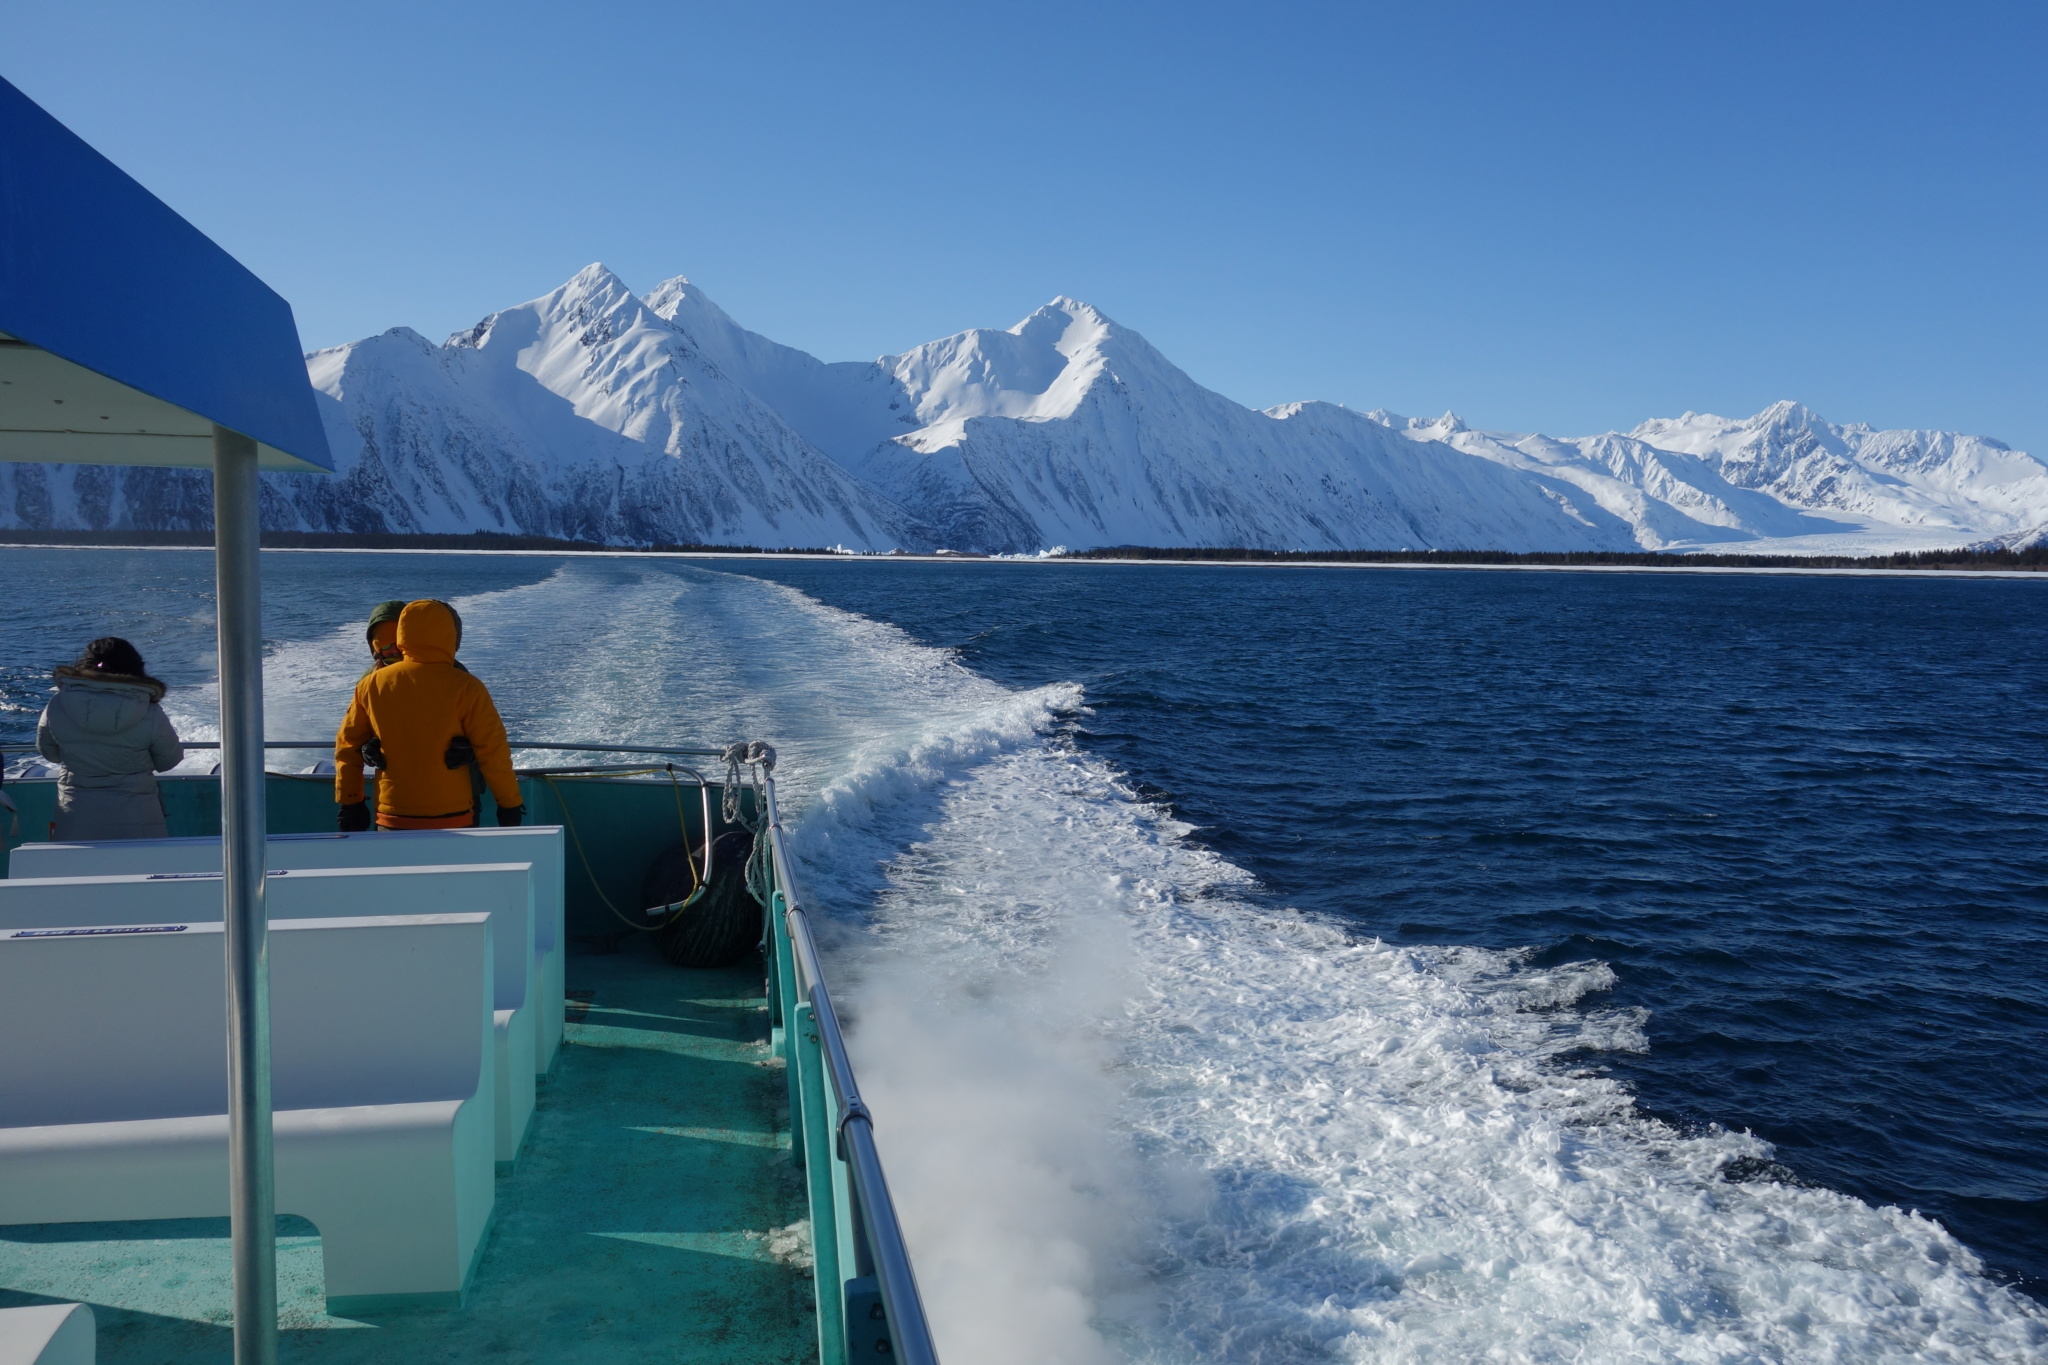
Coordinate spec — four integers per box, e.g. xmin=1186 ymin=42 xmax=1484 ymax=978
xmin=213 ymin=424 xmax=277 ymax=1365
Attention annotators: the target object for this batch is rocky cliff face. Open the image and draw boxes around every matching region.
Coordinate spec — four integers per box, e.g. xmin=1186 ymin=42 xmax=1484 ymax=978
xmin=4 ymin=269 xmax=2042 ymax=555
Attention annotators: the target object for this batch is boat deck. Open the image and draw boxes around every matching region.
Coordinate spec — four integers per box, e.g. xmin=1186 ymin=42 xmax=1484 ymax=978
xmin=0 ymin=939 xmax=816 ymax=1364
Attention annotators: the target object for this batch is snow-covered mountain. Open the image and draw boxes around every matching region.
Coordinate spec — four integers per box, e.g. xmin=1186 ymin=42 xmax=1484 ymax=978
xmin=1629 ymin=403 xmax=2048 ymax=541
xmin=0 ymin=265 xmax=910 ymax=549
xmin=660 ymin=285 xmax=1635 ymax=552
xmin=287 ymin=266 xmax=911 ymax=548
xmin=3 ymin=266 xmax=2042 ymax=555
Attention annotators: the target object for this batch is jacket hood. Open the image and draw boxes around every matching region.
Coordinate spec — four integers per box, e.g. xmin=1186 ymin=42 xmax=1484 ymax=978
xmin=53 ymin=664 xmax=166 ymax=702
xmin=397 ymin=600 xmax=460 ymax=664
xmin=50 ymin=667 xmax=163 ymax=737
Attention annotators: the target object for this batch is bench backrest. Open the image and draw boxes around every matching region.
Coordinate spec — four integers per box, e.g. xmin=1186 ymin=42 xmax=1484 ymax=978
xmin=9 ymin=828 xmax=566 ymax=954
xmin=0 ymin=914 xmax=490 ymax=1127
xmin=0 ymin=864 xmax=532 ymax=1011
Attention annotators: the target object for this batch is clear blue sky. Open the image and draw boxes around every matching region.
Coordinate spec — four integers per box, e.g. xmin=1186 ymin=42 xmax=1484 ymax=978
xmin=6 ymin=1 xmax=2043 ymax=450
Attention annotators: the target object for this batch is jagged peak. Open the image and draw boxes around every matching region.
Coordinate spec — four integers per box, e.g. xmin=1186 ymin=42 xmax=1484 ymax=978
xmin=445 ymin=317 xmax=493 ymax=350
xmin=565 ymin=261 xmax=630 ymax=293
xmin=1044 ymin=294 xmax=1109 ymax=322
xmin=442 ymin=265 xmax=644 ymax=352
xmin=1367 ymin=409 xmax=1467 ymax=435
xmin=1009 ymin=296 xmax=1114 ymax=352
xmin=1753 ymin=399 xmax=1829 ymax=430
xmin=530 ymin=263 xmax=644 ymax=325
xmin=641 ymin=273 xmax=746 ymax=339
xmin=1266 ymin=400 xmax=1370 ymax=425
xmin=376 ymin=326 xmax=437 ymax=354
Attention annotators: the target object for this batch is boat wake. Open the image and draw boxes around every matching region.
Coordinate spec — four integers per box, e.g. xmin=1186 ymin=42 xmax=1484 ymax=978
xmin=235 ymin=560 xmax=2048 ymax=1363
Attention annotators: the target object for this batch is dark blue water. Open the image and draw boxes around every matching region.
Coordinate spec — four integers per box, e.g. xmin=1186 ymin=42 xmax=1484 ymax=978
xmin=723 ymin=559 xmax=2048 ymax=1295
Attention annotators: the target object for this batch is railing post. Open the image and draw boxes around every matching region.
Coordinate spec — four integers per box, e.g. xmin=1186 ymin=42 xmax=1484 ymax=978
xmin=772 ymin=891 xmax=799 ymax=1070
xmin=774 ymin=893 xmax=806 ymax=1167
xmin=832 ymin=1132 xmax=862 ymax=1322
xmin=763 ymin=891 xmax=782 ymax=1033
xmin=793 ymin=1001 xmax=846 ymax=1365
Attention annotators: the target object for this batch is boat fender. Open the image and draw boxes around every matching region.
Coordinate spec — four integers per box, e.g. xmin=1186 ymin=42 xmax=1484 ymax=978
xmin=645 ymin=828 xmax=759 ymax=969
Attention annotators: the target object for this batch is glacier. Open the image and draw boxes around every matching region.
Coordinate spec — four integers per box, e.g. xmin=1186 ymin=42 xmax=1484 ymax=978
xmin=3 ymin=265 xmax=2042 ymax=555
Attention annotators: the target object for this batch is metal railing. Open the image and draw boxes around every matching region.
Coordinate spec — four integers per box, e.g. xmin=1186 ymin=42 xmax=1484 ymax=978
xmin=2 ymin=739 xmax=731 ymax=756
xmin=1 ymin=739 xmax=729 ymax=780
xmin=759 ymin=763 xmax=939 ymax=1365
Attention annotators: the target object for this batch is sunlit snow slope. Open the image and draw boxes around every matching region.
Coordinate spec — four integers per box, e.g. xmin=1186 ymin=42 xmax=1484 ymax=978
xmin=4 ymin=269 xmax=2044 ymax=554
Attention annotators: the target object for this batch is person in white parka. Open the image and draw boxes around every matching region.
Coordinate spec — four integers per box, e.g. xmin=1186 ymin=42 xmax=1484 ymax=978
xmin=36 ymin=636 xmax=184 ymax=840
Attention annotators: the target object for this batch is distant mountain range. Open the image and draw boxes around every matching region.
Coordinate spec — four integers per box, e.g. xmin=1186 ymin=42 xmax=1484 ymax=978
xmin=4 ymin=264 xmax=2042 ymax=554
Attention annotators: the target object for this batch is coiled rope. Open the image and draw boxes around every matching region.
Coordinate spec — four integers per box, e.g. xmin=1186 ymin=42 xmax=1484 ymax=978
xmin=720 ymin=740 xmax=776 ymax=908
xmin=541 ymin=762 xmax=711 ymax=931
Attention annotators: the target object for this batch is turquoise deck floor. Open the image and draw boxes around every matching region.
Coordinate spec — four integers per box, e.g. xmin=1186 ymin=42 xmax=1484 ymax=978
xmin=0 ymin=941 xmax=817 ymax=1363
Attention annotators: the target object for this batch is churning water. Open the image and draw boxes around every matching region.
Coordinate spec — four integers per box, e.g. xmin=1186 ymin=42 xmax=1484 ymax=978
xmin=3 ymin=548 xmax=2044 ymax=1363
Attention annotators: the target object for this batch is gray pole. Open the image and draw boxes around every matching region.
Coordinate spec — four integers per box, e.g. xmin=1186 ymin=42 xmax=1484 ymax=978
xmin=213 ymin=425 xmax=276 ymax=1365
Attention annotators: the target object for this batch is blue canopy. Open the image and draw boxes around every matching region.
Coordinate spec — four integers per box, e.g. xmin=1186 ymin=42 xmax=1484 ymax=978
xmin=0 ymin=75 xmax=331 ymax=472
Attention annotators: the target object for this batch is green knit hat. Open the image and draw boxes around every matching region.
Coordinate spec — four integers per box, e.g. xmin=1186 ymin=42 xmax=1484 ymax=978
xmin=365 ymin=600 xmax=408 ymax=644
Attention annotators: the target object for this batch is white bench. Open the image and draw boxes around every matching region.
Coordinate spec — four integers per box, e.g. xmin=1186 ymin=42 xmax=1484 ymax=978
xmin=0 ymin=1304 xmax=93 ymax=1365
xmin=8 ymin=828 xmax=568 ymax=1079
xmin=0 ymin=865 xmax=537 ymax=1170
xmin=0 ymin=916 xmax=495 ymax=1315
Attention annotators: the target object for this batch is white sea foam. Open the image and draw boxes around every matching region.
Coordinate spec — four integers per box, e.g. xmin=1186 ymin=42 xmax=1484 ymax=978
xmin=161 ymin=617 xmax=363 ymax=759
xmin=236 ymin=561 xmax=2047 ymax=1362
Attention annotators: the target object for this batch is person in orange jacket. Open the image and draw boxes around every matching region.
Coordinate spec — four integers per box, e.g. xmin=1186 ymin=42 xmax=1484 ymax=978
xmin=334 ymin=599 xmax=523 ymax=831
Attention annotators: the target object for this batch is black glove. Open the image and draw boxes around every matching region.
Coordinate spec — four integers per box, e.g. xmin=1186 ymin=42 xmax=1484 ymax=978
xmin=338 ymin=801 xmax=372 ymax=832
xmin=445 ymin=735 xmax=476 ymax=769
xmin=496 ymin=804 xmax=524 ymax=827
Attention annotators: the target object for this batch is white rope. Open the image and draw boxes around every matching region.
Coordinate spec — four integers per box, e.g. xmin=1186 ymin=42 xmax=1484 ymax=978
xmin=717 ymin=740 xmax=777 ymax=907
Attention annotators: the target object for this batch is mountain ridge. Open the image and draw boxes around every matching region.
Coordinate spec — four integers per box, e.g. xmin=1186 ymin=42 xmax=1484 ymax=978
xmin=2 ymin=266 xmax=2041 ymax=555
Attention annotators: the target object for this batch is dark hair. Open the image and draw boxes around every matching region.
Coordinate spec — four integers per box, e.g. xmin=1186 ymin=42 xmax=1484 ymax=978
xmin=78 ymin=636 xmax=147 ymax=677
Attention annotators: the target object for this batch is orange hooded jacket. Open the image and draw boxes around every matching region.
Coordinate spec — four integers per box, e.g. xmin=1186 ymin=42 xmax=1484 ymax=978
xmin=334 ymin=600 xmax=520 ymax=827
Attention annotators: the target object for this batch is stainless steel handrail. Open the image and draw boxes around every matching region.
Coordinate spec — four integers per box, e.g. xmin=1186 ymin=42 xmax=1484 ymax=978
xmin=762 ymin=772 xmax=939 ymax=1365
xmin=2 ymin=739 xmax=715 ymax=786
xmin=2 ymin=739 xmax=727 ymax=755
xmin=502 ymin=741 xmax=730 ymax=758
xmin=509 ymin=763 xmax=712 ymax=781
xmin=0 ymin=741 xmax=333 ymax=754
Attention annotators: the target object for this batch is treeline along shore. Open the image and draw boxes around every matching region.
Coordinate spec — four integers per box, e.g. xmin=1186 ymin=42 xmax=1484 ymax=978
xmin=0 ymin=528 xmax=2042 ymax=571
xmin=1057 ymin=545 xmax=2048 ymax=571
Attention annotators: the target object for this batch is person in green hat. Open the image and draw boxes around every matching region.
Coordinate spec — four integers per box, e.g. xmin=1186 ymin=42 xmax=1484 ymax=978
xmin=365 ymin=599 xmax=470 ymax=676
xmin=363 ymin=599 xmax=408 ymax=674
